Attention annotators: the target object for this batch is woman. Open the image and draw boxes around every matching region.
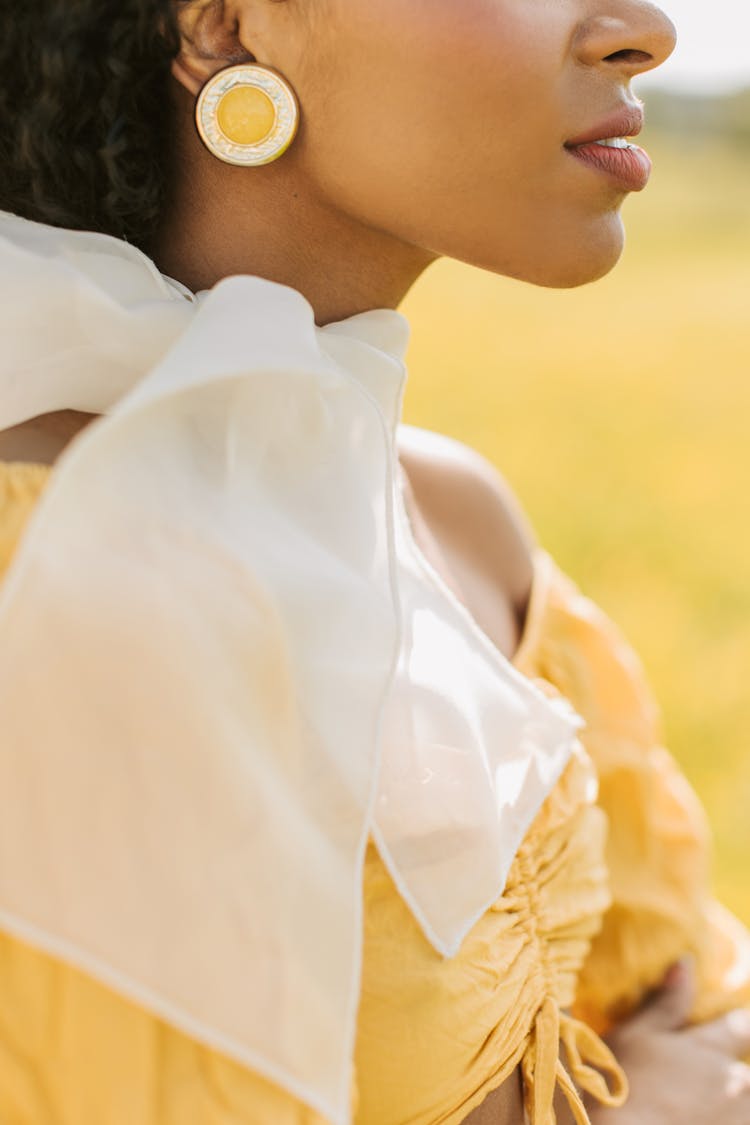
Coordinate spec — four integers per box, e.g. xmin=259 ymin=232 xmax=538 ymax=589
xmin=0 ymin=2 xmax=749 ymax=1124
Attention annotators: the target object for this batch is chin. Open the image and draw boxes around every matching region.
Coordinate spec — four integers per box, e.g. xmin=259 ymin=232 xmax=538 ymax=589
xmin=534 ymin=247 xmax=623 ymax=288
xmin=473 ymin=212 xmax=626 ymax=289
xmin=531 ymin=213 xmax=627 ymax=289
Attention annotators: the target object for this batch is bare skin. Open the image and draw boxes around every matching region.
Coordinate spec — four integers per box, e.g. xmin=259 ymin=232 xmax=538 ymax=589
xmin=0 ymin=411 xmax=99 ymax=468
xmin=583 ymin=959 xmax=750 ymax=1125
xmin=155 ymin=0 xmax=679 ymax=320
xmin=6 ymin=0 xmax=750 ymax=1120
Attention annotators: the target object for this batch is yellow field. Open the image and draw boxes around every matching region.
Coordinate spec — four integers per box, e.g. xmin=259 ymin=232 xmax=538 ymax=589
xmin=399 ymin=133 xmax=750 ymax=924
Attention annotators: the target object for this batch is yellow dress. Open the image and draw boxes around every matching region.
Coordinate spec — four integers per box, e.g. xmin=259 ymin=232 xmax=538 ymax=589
xmin=1 ymin=460 xmax=748 ymax=1125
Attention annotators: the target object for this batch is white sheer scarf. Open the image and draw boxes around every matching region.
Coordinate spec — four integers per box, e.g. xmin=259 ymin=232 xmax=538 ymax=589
xmin=0 ymin=210 xmax=586 ymax=1125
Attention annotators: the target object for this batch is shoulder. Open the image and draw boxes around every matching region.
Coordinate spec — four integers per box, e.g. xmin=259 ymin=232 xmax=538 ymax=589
xmin=396 ymin=423 xmax=539 ymax=608
xmin=0 ymin=411 xmax=96 ymax=467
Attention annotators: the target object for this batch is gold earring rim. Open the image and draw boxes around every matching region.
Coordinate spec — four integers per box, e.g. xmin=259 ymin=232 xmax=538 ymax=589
xmin=195 ymin=62 xmax=300 ymax=167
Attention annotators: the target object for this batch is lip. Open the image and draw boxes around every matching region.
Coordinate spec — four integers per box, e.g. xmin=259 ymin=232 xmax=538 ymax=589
xmin=563 ymin=103 xmax=650 ymax=192
xmin=565 ymin=104 xmax=645 ymax=148
xmin=565 ymin=142 xmax=652 ymax=191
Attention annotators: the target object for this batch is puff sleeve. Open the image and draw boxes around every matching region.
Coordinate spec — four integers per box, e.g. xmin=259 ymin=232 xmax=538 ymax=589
xmin=515 ymin=551 xmax=750 ymax=1045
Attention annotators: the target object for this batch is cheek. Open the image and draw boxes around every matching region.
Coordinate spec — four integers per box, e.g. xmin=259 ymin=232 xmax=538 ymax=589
xmin=301 ymin=0 xmax=567 ymax=213
xmin=293 ymin=0 xmax=623 ymax=287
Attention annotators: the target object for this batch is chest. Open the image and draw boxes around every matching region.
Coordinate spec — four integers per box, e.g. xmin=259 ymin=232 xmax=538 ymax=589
xmin=397 ymin=464 xmax=529 ymax=667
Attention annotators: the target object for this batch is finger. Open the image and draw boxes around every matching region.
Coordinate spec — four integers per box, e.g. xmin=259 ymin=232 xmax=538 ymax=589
xmin=725 ymin=1059 xmax=750 ymax=1099
xmin=686 ymin=1008 xmax=750 ymax=1059
xmin=625 ymin=955 xmax=697 ymax=1034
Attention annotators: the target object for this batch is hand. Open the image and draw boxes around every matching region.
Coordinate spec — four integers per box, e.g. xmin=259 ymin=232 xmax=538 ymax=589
xmin=585 ymin=956 xmax=750 ymax=1124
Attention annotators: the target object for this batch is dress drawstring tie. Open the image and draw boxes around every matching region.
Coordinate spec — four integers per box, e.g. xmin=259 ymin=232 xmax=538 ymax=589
xmin=521 ymin=996 xmax=629 ymax=1123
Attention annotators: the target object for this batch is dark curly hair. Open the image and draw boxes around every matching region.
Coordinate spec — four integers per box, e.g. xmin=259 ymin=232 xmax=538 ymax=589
xmin=0 ymin=0 xmax=182 ymax=252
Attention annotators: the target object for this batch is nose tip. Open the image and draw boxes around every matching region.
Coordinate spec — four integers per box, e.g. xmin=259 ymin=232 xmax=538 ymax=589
xmin=636 ymin=1 xmax=678 ymax=69
xmin=576 ymin=2 xmax=679 ymax=78
xmin=662 ymin=15 xmax=678 ymax=64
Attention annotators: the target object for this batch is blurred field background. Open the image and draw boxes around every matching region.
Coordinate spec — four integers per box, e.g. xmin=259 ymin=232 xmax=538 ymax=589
xmin=399 ymin=88 xmax=750 ymax=925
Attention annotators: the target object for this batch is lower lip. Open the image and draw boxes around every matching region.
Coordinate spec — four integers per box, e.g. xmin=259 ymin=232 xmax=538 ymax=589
xmin=565 ymin=141 xmax=652 ymax=192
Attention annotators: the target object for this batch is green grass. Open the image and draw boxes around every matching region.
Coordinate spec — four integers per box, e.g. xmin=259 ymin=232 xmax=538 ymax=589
xmin=399 ymin=133 xmax=750 ymax=924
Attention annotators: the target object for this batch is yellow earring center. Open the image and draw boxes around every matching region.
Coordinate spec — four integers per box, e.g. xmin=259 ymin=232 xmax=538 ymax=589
xmin=216 ymin=85 xmax=277 ymax=147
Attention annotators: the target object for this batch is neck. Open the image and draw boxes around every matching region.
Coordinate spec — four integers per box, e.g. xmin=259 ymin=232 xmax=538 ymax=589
xmin=151 ymin=85 xmax=437 ymax=328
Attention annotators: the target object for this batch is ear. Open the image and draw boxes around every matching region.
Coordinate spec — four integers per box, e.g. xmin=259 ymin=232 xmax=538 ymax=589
xmin=170 ymin=0 xmax=256 ymax=97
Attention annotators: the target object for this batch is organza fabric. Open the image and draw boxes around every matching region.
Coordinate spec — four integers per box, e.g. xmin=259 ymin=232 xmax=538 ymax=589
xmin=3 ymin=465 xmax=750 ymax=1124
xmin=0 ymin=211 xmax=585 ymax=1125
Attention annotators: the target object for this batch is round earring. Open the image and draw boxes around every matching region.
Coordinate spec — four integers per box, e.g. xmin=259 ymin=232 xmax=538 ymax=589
xmin=195 ymin=63 xmax=300 ymax=167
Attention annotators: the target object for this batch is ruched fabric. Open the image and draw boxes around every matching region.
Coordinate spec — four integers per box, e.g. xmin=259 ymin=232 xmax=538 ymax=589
xmin=1 ymin=459 xmax=748 ymax=1125
xmin=354 ymin=726 xmax=624 ymax=1125
xmin=511 ymin=555 xmax=750 ymax=1043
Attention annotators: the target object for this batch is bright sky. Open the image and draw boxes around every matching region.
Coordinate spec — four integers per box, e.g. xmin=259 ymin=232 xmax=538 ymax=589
xmin=637 ymin=0 xmax=750 ymax=92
